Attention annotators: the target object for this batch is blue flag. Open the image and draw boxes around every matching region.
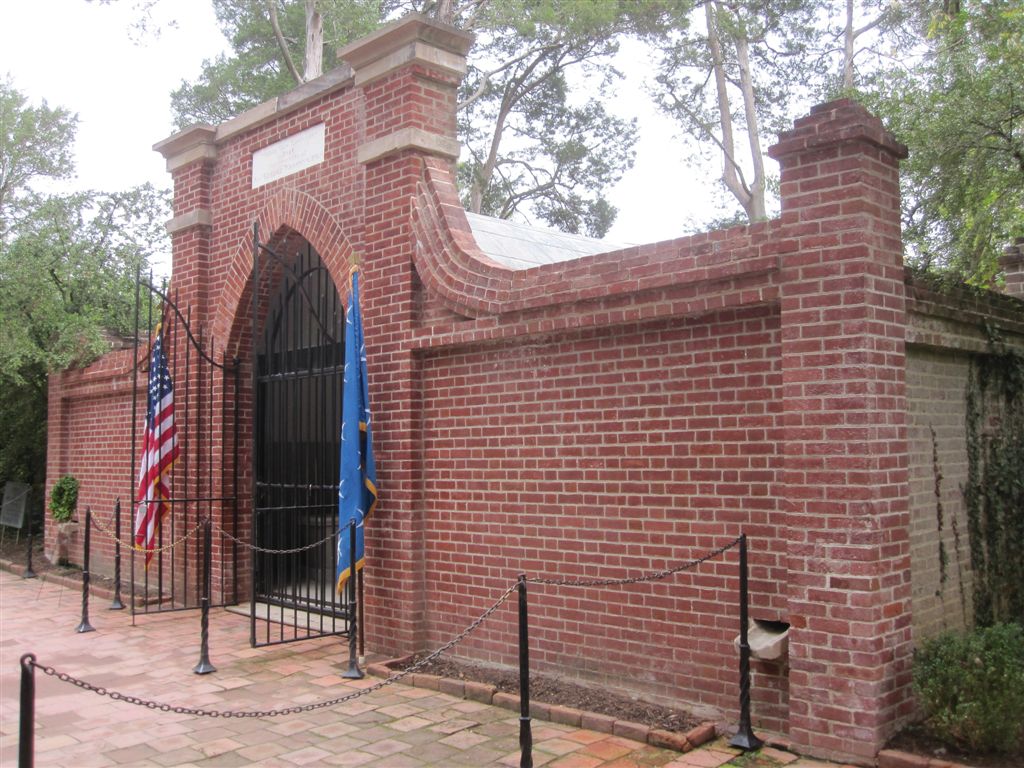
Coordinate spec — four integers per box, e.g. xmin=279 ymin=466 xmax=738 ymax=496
xmin=337 ymin=269 xmax=377 ymax=594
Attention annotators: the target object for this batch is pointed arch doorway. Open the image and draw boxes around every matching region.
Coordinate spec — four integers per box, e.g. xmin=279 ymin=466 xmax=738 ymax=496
xmin=251 ymin=233 xmax=350 ymax=646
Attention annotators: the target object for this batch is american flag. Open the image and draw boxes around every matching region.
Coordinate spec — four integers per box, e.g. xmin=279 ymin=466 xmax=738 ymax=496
xmin=133 ymin=325 xmax=179 ymax=566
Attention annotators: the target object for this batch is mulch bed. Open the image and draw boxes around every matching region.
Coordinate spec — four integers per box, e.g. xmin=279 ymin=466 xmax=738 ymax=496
xmin=392 ymin=653 xmax=705 ymax=734
xmin=885 ymin=725 xmax=1022 ymax=768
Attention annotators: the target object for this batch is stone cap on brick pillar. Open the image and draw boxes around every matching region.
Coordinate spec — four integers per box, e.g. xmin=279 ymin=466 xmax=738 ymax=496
xmin=768 ymin=98 xmax=907 ymax=166
xmin=339 ymin=13 xmax=473 ymax=87
xmin=340 ymin=13 xmax=472 ymax=164
xmin=153 ymin=124 xmax=218 ymax=173
xmin=999 ymin=237 xmax=1024 ymax=298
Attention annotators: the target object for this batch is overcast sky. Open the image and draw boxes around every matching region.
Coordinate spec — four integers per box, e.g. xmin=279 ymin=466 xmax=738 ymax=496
xmin=4 ymin=0 xmax=731 ymax=275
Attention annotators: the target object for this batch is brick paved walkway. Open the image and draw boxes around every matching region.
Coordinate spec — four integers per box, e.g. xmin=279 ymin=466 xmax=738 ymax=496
xmin=0 ymin=569 xmax=852 ymax=767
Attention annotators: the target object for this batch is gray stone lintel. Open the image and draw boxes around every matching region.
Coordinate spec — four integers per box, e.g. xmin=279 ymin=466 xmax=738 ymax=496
xmin=165 ymin=209 xmax=213 ymax=235
xmin=357 ymin=127 xmax=460 ymax=165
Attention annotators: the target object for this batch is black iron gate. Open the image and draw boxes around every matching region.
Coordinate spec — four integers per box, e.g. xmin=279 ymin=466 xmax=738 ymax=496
xmin=130 ymin=280 xmax=240 ymax=615
xmin=250 ymin=230 xmax=350 ymax=647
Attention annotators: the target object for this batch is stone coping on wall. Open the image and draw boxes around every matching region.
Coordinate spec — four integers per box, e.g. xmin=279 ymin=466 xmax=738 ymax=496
xmin=906 ymin=269 xmax=1024 ymax=354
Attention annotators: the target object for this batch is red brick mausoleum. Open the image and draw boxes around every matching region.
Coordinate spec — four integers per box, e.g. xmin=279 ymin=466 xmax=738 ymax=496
xmin=44 ymin=14 xmax=1024 ymax=765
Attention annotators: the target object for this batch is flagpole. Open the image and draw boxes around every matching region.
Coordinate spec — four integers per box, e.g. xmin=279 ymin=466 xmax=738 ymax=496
xmin=342 ymin=519 xmax=363 ymax=679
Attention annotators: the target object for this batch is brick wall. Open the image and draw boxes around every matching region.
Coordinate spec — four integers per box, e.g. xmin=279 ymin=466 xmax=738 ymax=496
xmin=905 ymin=348 xmax=974 ymax=640
xmin=419 ymin=307 xmax=784 ymax=711
xmin=44 ymin=13 xmax=1024 ymax=766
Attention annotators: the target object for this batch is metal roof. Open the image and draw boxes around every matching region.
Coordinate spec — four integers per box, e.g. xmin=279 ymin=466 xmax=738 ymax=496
xmin=465 ymin=212 xmax=629 ymax=270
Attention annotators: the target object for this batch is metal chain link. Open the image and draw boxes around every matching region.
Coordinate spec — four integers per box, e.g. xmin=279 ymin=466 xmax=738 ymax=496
xmin=211 ymin=520 xmax=339 ymax=555
xmin=90 ymin=513 xmax=207 ymax=555
xmin=29 ymin=581 xmax=518 ymax=719
xmin=527 ymin=537 xmax=741 ymax=588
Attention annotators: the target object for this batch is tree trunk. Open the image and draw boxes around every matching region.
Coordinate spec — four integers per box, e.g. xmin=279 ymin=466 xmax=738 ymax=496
xmin=843 ymin=0 xmax=855 ymax=89
xmin=707 ymin=3 xmax=756 ymax=220
xmin=267 ymin=0 xmax=303 ymax=84
xmin=435 ymin=0 xmax=456 ymax=25
xmin=304 ymin=0 xmax=324 ymax=82
xmin=734 ymin=30 xmax=766 ymax=220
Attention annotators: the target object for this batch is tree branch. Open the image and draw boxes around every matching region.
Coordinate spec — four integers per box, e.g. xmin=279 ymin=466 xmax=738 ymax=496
xmin=267 ymin=0 xmax=304 ymax=84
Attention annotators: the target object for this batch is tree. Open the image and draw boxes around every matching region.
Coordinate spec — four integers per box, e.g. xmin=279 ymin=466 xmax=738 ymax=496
xmin=653 ymin=0 xmax=818 ymax=223
xmin=859 ymin=1 xmax=1024 ymax=282
xmin=441 ymin=0 xmax=658 ymax=236
xmin=170 ymin=0 xmax=380 ymax=127
xmin=0 ymin=82 xmax=168 ymax=489
xmin=166 ymin=0 xmax=660 ymax=238
xmin=0 ymin=80 xmax=77 ymax=242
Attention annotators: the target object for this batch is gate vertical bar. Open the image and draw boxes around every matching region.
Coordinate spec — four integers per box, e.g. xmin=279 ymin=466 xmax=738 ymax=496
xmin=518 ymin=574 xmax=532 ymax=768
xmin=250 ymin=223 xmax=259 ymax=648
xmin=76 ymin=509 xmax=95 ymax=634
xmin=232 ymin=356 xmax=240 ymax=605
xmin=110 ymin=498 xmax=124 ymax=609
xmin=129 ymin=267 xmax=142 ymax=622
xmin=730 ymin=533 xmax=763 ymax=750
xmin=19 ymin=653 xmax=35 ymax=768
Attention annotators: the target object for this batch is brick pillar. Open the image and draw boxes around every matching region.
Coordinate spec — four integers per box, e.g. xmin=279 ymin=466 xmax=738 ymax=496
xmin=152 ymin=126 xmax=220 ymax=591
xmin=153 ymin=125 xmax=216 ymax=321
xmin=768 ymin=100 xmax=914 ymax=763
xmin=340 ymin=14 xmax=472 ymax=656
xmin=999 ymin=237 xmax=1024 ymax=299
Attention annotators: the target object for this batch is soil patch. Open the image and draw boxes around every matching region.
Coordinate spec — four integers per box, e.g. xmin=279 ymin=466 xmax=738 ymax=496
xmin=0 ymin=528 xmax=117 ymax=594
xmin=886 ymin=724 xmax=1022 ymax=768
xmin=393 ymin=654 xmax=706 ymax=734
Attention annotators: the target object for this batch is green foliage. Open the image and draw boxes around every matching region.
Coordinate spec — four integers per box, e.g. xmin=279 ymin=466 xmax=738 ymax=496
xmin=170 ymin=0 xmax=661 ymax=238
xmin=0 ymin=79 xmax=77 ymax=239
xmin=913 ymin=623 xmax=1024 ymax=754
xmin=858 ymin=1 xmax=1024 ymax=284
xmin=48 ymin=475 xmax=79 ymax=523
xmin=0 ymin=81 xmax=168 ymax=490
xmin=963 ymin=338 xmax=1024 ymax=627
xmin=171 ymin=0 xmax=381 ymax=127
xmin=653 ymin=0 xmax=819 ymax=222
xmin=455 ymin=0 xmax=646 ymax=236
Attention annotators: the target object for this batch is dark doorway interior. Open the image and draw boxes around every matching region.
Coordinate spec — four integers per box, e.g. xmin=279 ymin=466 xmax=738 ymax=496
xmin=253 ymin=238 xmax=347 ymax=643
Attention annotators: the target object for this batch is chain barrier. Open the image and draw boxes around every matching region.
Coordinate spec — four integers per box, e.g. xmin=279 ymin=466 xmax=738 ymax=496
xmin=89 ymin=507 xmax=336 ymax=558
xmin=90 ymin=512 xmax=207 ymax=556
xmin=211 ymin=520 xmax=338 ymax=556
xmin=527 ymin=536 xmax=741 ymax=588
xmin=28 ymin=581 xmax=518 ymax=719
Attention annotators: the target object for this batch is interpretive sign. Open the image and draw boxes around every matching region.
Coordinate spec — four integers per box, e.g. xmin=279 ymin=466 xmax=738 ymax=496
xmin=0 ymin=482 xmax=30 ymax=530
xmin=252 ymin=123 xmax=326 ymax=188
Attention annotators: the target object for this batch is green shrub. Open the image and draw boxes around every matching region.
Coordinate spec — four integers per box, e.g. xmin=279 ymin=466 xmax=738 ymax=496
xmin=48 ymin=475 xmax=78 ymax=523
xmin=913 ymin=623 xmax=1024 ymax=754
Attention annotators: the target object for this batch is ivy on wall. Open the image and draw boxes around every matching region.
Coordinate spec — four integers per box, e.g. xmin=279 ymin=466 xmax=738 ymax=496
xmin=963 ymin=331 xmax=1024 ymax=627
xmin=930 ymin=425 xmax=968 ymax=626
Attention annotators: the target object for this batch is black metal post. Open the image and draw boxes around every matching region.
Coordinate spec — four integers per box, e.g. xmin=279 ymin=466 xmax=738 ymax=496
xmin=23 ymin=527 xmax=36 ymax=579
xmin=342 ymin=519 xmax=363 ymax=679
xmin=110 ymin=498 xmax=124 ymax=610
xmin=193 ymin=518 xmax=216 ymax=674
xmin=76 ymin=509 xmax=95 ymax=634
xmin=19 ymin=653 xmax=35 ymax=768
xmin=730 ymin=534 xmax=764 ymax=751
xmin=518 ymin=574 xmax=533 ymax=768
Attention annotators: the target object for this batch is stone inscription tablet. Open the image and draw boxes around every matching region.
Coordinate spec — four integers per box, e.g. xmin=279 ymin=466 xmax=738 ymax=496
xmin=252 ymin=123 xmax=325 ymax=188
